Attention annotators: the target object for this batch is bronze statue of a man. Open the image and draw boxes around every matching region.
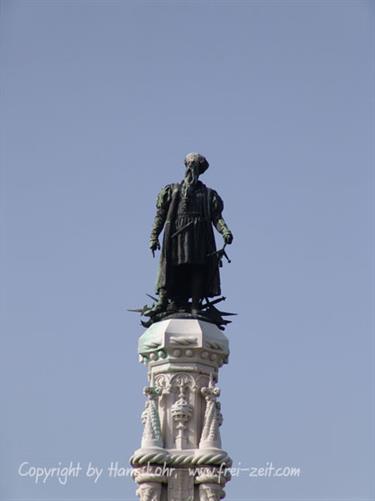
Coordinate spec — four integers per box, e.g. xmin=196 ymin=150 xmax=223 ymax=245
xmin=149 ymin=153 xmax=233 ymax=316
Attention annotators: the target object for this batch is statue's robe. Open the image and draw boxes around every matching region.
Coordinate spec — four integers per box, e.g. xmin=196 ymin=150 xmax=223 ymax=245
xmin=151 ymin=181 xmax=225 ymax=299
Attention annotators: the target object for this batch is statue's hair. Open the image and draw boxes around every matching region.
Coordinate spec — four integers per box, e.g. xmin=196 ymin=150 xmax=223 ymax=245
xmin=184 ymin=152 xmax=209 ymax=174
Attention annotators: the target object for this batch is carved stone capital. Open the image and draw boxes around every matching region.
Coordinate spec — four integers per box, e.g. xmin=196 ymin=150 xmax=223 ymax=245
xmin=138 ymin=319 xmax=230 ymax=371
xmin=155 ymin=372 xmax=208 ymax=395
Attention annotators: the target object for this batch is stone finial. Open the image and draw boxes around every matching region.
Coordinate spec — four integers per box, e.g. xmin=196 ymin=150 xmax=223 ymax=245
xmin=141 ymin=386 xmax=163 ymax=449
xmin=199 ymin=379 xmax=222 ymax=450
xmin=171 ymin=384 xmax=193 ymax=450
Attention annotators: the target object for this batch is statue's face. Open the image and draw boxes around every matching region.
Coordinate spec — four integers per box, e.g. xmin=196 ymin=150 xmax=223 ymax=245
xmin=184 ymin=160 xmax=200 ymax=186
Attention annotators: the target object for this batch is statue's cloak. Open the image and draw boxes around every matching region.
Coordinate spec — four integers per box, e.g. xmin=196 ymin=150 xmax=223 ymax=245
xmin=156 ymin=182 xmax=221 ymax=298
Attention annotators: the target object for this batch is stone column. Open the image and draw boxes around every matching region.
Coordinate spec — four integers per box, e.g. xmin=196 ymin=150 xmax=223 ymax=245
xmin=130 ymin=318 xmax=232 ymax=500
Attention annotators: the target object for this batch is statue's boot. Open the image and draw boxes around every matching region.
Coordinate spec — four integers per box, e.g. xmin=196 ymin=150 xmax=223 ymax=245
xmin=145 ymin=290 xmax=168 ymax=316
xmin=191 ymin=298 xmax=202 ymax=316
xmin=169 ymin=297 xmax=189 ymax=313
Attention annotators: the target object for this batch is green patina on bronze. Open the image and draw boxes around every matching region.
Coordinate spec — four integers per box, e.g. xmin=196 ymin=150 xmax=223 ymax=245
xmin=131 ymin=153 xmax=235 ymax=329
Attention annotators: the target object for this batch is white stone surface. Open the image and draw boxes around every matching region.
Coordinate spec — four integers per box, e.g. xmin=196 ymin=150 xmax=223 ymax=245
xmin=132 ymin=319 xmax=231 ymax=500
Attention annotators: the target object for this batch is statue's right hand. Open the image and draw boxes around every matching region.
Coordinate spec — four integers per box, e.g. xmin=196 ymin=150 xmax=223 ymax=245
xmin=149 ymin=239 xmax=161 ymax=253
xmin=223 ymin=232 xmax=233 ymax=245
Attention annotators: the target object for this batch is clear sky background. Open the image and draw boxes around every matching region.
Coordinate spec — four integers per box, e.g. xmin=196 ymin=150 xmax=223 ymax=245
xmin=0 ymin=1 xmax=374 ymax=500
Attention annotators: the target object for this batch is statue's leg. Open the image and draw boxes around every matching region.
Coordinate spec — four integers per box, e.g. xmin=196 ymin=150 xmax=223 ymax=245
xmin=171 ymin=265 xmax=190 ymax=311
xmin=191 ymin=265 xmax=204 ymax=314
xmin=147 ymin=287 xmax=168 ymax=314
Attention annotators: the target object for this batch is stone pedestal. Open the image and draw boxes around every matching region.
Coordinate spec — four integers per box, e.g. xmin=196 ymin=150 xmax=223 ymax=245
xmin=131 ymin=318 xmax=232 ymax=500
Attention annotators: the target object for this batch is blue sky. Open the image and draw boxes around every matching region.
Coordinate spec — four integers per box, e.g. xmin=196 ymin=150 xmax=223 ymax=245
xmin=0 ymin=1 xmax=374 ymax=499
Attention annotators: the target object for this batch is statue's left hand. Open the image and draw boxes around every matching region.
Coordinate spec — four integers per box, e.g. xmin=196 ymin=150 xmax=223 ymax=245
xmin=149 ymin=238 xmax=161 ymax=253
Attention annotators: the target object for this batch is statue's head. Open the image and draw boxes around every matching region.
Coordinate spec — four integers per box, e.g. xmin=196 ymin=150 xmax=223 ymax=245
xmin=184 ymin=153 xmax=209 ymax=186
